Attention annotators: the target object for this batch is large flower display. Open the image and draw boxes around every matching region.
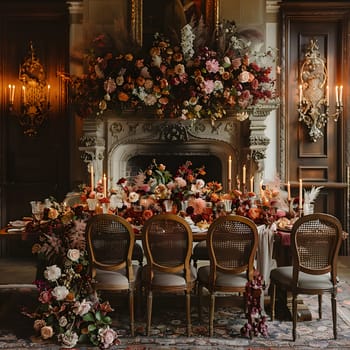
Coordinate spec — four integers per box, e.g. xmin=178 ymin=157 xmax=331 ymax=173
xmin=64 ymin=21 xmax=278 ymax=123
xmin=23 ymin=204 xmax=120 ymax=349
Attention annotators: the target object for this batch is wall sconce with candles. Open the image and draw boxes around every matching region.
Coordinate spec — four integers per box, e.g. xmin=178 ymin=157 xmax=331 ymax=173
xmin=8 ymin=42 xmax=50 ymax=136
xmin=298 ymin=39 xmax=343 ymax=142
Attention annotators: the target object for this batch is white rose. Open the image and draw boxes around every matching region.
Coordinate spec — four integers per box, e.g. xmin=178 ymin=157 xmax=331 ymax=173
xmin=73 ymin=299 xmax=92 ymax=316
xmin=98 ymin=326 xmax=118 ymax=349
xmin=52 ymin=286 xmax=69 ymax=301
xmin=67 ymin=249 xmax=80 ymax=262
xmin=128 ymin=191 xmax=140 ymax=203
xmin=59 ymin=316 xmax=68 ymax=327
xmin=58 ymin=330 xmax=79 ymax=348
xmin=96 ymin=192 xmax=104 ymax=200
xmin=195 ymin=179 xmax=205 ymax=189
xmin=44 ymin=265 xmax=61 ymax=281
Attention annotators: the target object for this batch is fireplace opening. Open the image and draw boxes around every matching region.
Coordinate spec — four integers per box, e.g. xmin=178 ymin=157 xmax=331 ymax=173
xmin=127 ymin=155 xmax=222 ymax=183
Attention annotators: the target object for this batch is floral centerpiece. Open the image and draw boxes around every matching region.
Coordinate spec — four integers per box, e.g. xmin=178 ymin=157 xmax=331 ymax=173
xmin=62 ymin=21 xmax=278 ymax=123
xmin=109 ymin=159 xmax=224 ymax=228
xmin=107 ymin=159 xmax=289 ymax=229
xmin=231 ymin=178 xmax=289 ymax=226
xmin=23 ymin=203 xmax=119 ymax=349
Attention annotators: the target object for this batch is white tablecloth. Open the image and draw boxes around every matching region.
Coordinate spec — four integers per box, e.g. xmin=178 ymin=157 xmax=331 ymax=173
xmin=256 ymin=223 xmax=276 ymax=289
xmin=256 ymin=223 xmax=276 ymax=313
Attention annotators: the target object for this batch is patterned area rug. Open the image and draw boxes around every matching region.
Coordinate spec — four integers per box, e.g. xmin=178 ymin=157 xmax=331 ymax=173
xmin=1 ymin=281 xmax=350 ymax=349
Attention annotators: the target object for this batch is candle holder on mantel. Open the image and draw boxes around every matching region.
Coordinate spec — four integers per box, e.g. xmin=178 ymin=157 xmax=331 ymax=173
xmin=297 ymin=207 xmax=304 ymax=218
xmin=287 ymin=199 xmax=296 ymax=219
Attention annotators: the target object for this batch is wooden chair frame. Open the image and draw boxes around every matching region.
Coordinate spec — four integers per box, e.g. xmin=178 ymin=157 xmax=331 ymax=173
xmin=85 ymin=214 xmax=140 ymax=336
xmin=197 ymin=215 xmax=258 ymax=336
xmin=270 ymin=213 xmax=343 ymax=341
xmin=141 ymin=213 xmax=196 ymax=336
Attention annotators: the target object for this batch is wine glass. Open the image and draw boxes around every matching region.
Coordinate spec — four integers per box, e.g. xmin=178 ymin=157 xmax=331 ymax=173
xmin=30 ymin=201 xmax=44 ymax=223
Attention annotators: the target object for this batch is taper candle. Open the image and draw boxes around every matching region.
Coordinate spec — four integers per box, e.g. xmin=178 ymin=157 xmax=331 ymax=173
xmin=8 ymin=84 xmax=15 ymax=104
xmin=242 ymin=165 xmax=246 ymax=185
xmin=299 ymin=84 xmax=303 ymax=105
xmin=340 ymin=85 xmax=343 ymax=106
xmin=22 ymin=86 xmax=26 ymax=104
xmin=287 ymin=181 xmax=291 ymax=201
xmin=103 ymin=174 xmax=107 ymax=198
xmin=336 ymin=86 xmax=339 ymax=106
xmin=90 ymin=165 xmax=94 ymax=190
xmin=228 ymin=156 xmax=232 ymax=180
xmin=250 ymin=176 xmax=254 ymax=193
xmin=299 ymin=179 xmax=303 ymax=209
xmin=47 ymin=84 xmax=51 ymax=104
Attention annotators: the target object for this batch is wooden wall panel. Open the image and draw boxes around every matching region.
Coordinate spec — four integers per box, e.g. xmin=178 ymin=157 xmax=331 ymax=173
xmin=0 ymin=1 xmax=70 ymax=225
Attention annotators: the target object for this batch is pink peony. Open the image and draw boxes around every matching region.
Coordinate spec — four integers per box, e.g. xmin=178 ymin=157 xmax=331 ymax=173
xmin=205 ymin=59 xmax=219 ymax=73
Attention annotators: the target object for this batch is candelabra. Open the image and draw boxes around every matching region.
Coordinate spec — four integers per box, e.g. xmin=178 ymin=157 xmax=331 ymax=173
xmin=297 ymin=39 xmax=342 ymax=142
xmin=8 ymin=42 xmax=50 ymax=136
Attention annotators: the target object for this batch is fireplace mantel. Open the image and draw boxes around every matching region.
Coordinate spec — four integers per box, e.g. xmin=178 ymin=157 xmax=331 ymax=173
xmin=79 ymin=105 xmax=276 ymax=192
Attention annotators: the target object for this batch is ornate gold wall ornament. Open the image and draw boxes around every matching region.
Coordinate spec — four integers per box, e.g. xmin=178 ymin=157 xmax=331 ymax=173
xmin=9 ymin=42 xmax=50 ymax=136
xmin=298 ymin=39 xmax=342 ymax=142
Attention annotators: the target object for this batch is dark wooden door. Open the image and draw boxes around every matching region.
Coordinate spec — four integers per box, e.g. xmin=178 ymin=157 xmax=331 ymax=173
xmin=280 ymin=2 xmax=350 ymax=254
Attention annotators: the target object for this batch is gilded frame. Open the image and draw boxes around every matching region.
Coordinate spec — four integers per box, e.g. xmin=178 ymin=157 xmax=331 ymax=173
xmin=129 ymin=0 xmax=220 ymax=47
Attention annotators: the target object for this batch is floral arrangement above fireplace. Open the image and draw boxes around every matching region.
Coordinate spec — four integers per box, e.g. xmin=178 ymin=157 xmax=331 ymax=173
xmin=62 ymin=21 xmax=278 ymax=123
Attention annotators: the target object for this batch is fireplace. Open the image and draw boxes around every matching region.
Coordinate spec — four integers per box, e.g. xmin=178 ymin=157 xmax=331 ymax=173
xmin=79 ymin=107 xmax=274 ymax=192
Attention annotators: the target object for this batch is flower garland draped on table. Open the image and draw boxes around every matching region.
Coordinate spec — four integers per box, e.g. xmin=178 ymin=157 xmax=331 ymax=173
xmin=61 ymin=21 xmax=278 ymax=123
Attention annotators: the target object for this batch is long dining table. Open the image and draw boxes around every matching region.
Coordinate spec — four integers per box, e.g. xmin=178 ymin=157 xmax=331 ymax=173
xmin=1 ymin=216 xmax=277 ymax=285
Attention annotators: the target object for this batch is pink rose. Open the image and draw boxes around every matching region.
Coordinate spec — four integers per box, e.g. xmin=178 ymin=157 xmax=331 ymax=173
xmin=251 ymin=78 xmax=259 ymax=90
xmin=238 ymin=71 xmax=250 ymax=83
xmin=39 ymin=290 xmax=52 ymax=304
xmin=73 ymin=299 xmax=92 ymax=316
xmin=232 ymin=57 xmax=242 ymax=69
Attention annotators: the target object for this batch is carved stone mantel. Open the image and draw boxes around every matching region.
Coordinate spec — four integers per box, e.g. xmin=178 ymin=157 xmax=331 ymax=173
xmin=79 ymin=105 xmax=277 ymax=191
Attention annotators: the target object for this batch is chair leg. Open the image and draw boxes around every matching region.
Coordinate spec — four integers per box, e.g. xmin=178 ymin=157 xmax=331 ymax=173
xmin=146 ymin=290 xmax=153 ymax=336
xmin=129 ymin=289 xmax=135 ymax=337
xmin=135 ymin=283 xmax=142 ymax=319
xmin=186 ymin=291 xmax=192 ymax=336
xmin=209 ymin=293 xmax=215 ymax=337
xmin=331 ymin=291 xmax=337 ymax=339
xmin=270 ymin=282 xmax=276 ymax=321
xmin=292 ymin=294 xmax=297 ymax=341
xmin=318 ymin=294 xmax=322 ymax=319
xmin=198 ymin=283 xmax=203 ymax=321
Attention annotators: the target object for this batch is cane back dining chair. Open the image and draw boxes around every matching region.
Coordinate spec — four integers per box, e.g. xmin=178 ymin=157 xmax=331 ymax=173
xmin=85 ymin=214 xmax=141 ymax=336
xmin=141 ymin=213 xmax=197 ymax=336
xmin=270 ymin=213 xmax=343 ymax=341
xmin=197 ymin=215 xmax=258 ymax=337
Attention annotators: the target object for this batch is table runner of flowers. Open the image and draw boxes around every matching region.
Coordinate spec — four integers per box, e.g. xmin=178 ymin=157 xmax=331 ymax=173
xmin=23 ymin=159 xmax=296 ymax=348
xmin=60 ymin=20 xmax=278 ymax=123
